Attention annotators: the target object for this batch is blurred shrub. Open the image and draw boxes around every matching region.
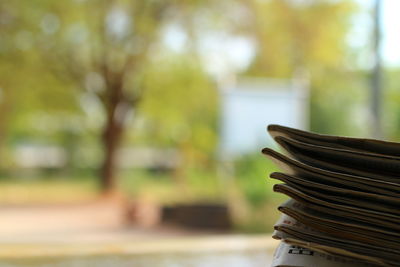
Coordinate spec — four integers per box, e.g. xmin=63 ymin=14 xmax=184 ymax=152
xmin=235 ymin=153 xmax=281 ymax=208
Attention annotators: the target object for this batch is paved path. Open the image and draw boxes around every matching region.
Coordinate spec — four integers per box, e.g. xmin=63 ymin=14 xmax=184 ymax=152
xmin=0 ymin=198 xmax=277 ymax=266
xmin=0 ymin=234 xmax=277 ymax=267
xmin=0 ymin=198 xmax=126 ymax=241
xmin=0 ymin=234 xmax=278 ymax=258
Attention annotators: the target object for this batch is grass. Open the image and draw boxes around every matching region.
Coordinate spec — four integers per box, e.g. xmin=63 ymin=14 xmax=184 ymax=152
xmin=0 ymin=169 xmax=223 ymax=205
xmin=0 ymin=177 xmax=99 ymax=205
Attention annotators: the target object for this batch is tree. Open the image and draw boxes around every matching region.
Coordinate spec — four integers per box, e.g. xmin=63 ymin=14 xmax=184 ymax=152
xmin=237 ymin=0 xmax=358 ymax=134
xmin=238 ymin=0 xmax=355 ymax=74
xmin=27 ymin=0 xmax=181 ymax=192
xmin=0 ymin=0 xmax=360 ymax=189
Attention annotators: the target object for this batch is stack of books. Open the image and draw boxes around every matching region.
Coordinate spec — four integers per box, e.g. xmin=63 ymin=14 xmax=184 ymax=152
xmin=263 ymin=125 xmax=400 ymax=267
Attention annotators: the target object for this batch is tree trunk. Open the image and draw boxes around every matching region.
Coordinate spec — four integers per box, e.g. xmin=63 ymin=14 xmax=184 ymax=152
xmin=99 ymin=105 xmax=124 ymax=193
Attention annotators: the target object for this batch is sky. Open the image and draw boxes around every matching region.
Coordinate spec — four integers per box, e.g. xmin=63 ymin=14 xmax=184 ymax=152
xmin=380 ymin=0 xmax=400 ymax=66
xmin=353 ymin=0 xmax=400 ymax=67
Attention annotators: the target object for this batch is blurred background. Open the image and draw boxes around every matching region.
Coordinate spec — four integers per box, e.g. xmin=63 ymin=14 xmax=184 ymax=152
xmin=0 ymin=0 xmax=398 ymax=266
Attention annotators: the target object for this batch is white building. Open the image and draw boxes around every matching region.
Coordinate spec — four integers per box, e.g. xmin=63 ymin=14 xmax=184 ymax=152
xmin=219 ymin=76 xmax=309 ymax=158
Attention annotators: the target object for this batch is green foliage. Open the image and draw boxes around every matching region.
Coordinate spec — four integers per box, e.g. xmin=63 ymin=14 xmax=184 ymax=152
xmin=137 ymin=54 xmax=218 ymax=165
xmin=310 ymin=69 xmax=368 ymax=136
xmin=243 ymin=0 xmax=356 ymax=77
xmin=240 ymin=0 xmax=362 ymax=136
xmin=235 ymin=153 xmax=282 ymax=208
xmin=383 ymin=68 xmax=400 ymax=141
